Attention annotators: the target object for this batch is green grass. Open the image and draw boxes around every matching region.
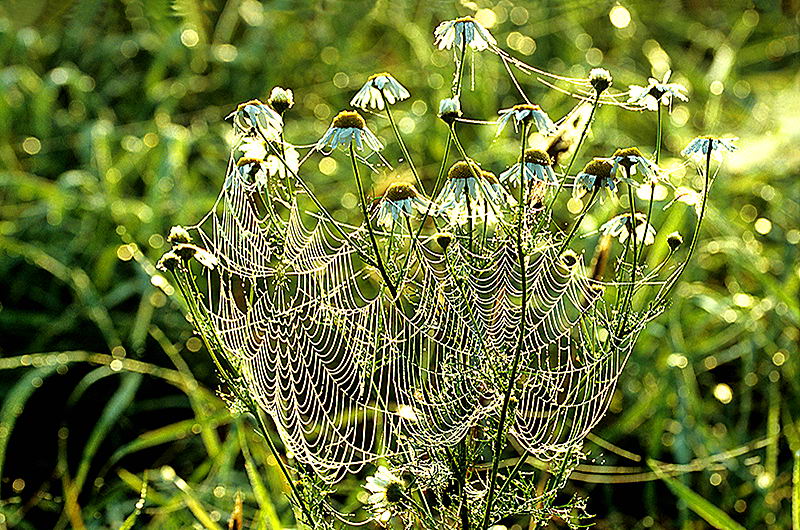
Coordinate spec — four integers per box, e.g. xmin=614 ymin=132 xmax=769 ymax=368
xmin=0 ymin=1 xmax=798 ymax=528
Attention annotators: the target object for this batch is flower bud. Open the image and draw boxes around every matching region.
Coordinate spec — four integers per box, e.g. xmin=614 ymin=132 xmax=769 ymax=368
xmin=667 ymin=231 xmax=683 ymax=251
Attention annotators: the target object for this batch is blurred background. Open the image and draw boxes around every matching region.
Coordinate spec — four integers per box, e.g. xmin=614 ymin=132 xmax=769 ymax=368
xmin=0 ymin=0 xmax=798 ymax=528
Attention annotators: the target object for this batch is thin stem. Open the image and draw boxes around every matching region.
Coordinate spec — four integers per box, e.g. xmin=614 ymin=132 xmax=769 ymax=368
xmin=531 ymin=92 xmax=600 ymax=241
xmin=556 ymin=187 xmax=599 ymax=255
xmin=617 ymin=172 xmax=639 ymax=335
xmin=639 ymin=105 xmax=663 ymax=266
xmin=395 ymin=130 xmax=453 ymax=284
xmin=454 ymin=34 xmax=467 ymax=96
xmin=481 ymin=123 xmax=529 ymax=529
xmin=458 ymin=437 xmax=471 ymax=530
xmin=383 ymin=96 xmax=425 ymax=193
xmin=349 ymin=143 xmax=398 ymax=299
xmin=654 ymin=142 xmax=714 ymax=305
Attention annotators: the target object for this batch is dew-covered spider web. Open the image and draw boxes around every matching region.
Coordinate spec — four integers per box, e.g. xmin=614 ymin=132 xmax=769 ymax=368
xmin=187 ymin=146 xmax=654 ymax=482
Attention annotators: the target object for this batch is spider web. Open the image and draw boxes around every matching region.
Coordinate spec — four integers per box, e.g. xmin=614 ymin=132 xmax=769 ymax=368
xmin=190 ymin=149 xmax=647 ymax=481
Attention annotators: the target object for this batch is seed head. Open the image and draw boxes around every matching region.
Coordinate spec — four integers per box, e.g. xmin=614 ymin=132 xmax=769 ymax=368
xmin=438 ymin=97 xmax=462 ymax=124
xmin=268 ymin=87 xmax=294 ymax=114
xmin=332 ymin=110 xmax=366 ymax=130
xmin=385 ymin=482 xmax=405 ymax=503
xmin=385 ymin=182 xmax=418 ymax=201
xmin=523 ymin=149 xmax=552 ymax=166
xmin=481 ymin=170 xmax=498 ymax=184
xmin=667 ymin=231 xmax=684 ymax=251
xmin=589 ymin=68 xmax=613 ymax=94
xmin=167 ymin=226 xmax=192 ymax=245
xmin=435 ymin=232 xmax=453 ymax=251
xmin=560 ymin=250 xmax=578 ymax=268
xmin=613 ymin=146 xmax=644 ymax=160
xmin=172 ymin=243 xmax=198 ymax=260
xmin=156 ymin=251 xmax=180 ymax=272
xmin=581 ymin=158 xmax=613 ymax=179
xmin=237 ymin=99 xmax=263 ymax=112
xmin=447 ymin=160 xmax=482 ymax=180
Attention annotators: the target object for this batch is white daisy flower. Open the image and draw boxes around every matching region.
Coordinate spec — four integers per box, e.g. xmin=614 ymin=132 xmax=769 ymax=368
xmin=364 ymin=466 xmax=405 ymax=525
xmin=610 ymin=147 xmax=660 ymax=184
xmin=265 ymin=147 xmax=300 ymax=183
xmin=316 ymin=110 xmax=383 ymax=151
xmin=226 ymin=99 xmax=283 ymax=141
xmin=375 ymin=183 xmax=431 ymax=230
xmin=434 ymin=16 xmax=497 ymax=51
xmin=499 ymin=149 xmax=557 ymax=186
xmin=681 ymin=136 xmax=738 ymax=159
xmin=572 ymin=158 xmax=617 ymax=199
xmin=435 ymin=160 xmax=510 ymax=226
xmin=438 ymin=96 xmax=462 ymax=123
xmin=496 ymin=104 xmax=557 ymax=136
xmin=600 ymin=212 xmax=656 ymax=246
xmin=351 ymin=72 xmax=410 ymax=111
xmin=627 ymin=70 xmax=689 ymax=110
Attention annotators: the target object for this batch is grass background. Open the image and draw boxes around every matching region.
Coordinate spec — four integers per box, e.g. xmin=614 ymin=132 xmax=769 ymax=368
xmin=0 ymin=0 xmax=798 ymax=528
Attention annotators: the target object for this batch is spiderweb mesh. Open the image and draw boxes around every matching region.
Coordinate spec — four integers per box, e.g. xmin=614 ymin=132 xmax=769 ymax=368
xmin=189 ymin=149 xmax=647 ymax=481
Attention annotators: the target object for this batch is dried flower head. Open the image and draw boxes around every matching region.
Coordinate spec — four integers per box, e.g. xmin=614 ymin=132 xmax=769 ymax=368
xmin=167 ymin=226 xmax=192 ymax=245
xmin=589 ymin=68 xmax=613 ymax=94
xmin=438 ymin=96 xmax=462 ymax=124
xmin=268 ymin=86 xmax=294 ymax=114
xmin=156 ymin=251 xmax=180 ymax=272
xmin=667 ymin=231 xmax=683 ymax=251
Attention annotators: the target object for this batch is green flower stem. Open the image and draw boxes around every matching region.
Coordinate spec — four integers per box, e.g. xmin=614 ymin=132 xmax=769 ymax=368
xmin=395 ymin=129 xmax=452 ymax=286
xmin=454 ymin=34 xmax=467 ymax=96
xmin=481 ymin=123 xmax=530 ymax=530
xmin=496 ymin=449 xmax=528 ymax=499
xmin=654 ymin=142 xmax=714 ymax=305
xmin=639 ymin=104 xmax=663 ymax=266
xmin=349 ymin=143 xmax=398 ymax=299
xmin=383 ymin=97 xmax=425 ymax=194
xmin=280 ymin=129 xmax=295 ymax=201
xmin=556 ymin=187 xmax=600 ymax=255
xmin=531 ymin=91 xmax=600 ymax=241
xmin=617 ymin=170 xmax=639 ymax=335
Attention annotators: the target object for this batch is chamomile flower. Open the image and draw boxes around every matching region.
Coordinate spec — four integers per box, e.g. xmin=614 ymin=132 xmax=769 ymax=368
xmin=364 ymin=466 xmax=405 ymax=525
xmin=434 ymin=16 xmax=497 ymax=51
xmin=316 ymin=110 xmax=383 ymax=151
xmin=227 ymin=99 xmax=283 ymax=140
xmin=435 ymin=161 xmax=509 ymax=226
xmin=496 ymin=104 xmax=557 ymax=136
xmin=351 ymin=73 xmax=410 ymax=110
xmin=600 ymin=212 xmax=656 ymax=246
xmin=499 ymin=149 xmax=557 ymax=186
xmin=573 ymin=158 xmax=617 ymax=199
xmin=438 ymin=96 xmax=462 ymax=124
xmin=610 ymin=147 xmax=660 ymax=184
xmin=628 ymin=70 xmax=689 ymax=110
xmin=156 ymin=251 xmax=180 ymax=272
xmin=681 ymin=136 xmax=738 ymax=159
xmin=375 ymin=183 xmax=431 ymax=230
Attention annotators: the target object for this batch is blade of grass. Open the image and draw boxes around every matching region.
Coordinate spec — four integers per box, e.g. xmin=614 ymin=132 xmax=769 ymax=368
xmin=650 ymin=460 xmax=745 ymax=530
